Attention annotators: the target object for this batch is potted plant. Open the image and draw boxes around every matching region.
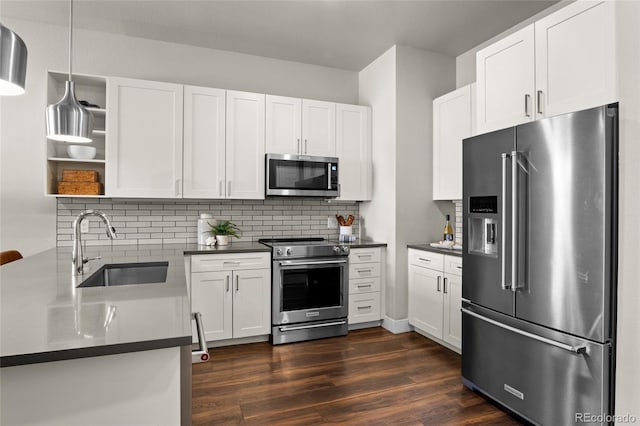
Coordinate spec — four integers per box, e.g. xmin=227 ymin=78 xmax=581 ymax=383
xmin=208 ymin=220 xmax=240 ymax=246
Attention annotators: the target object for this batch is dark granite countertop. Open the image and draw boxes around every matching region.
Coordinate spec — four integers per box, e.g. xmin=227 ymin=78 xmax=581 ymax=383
xmin=407 ymin=243 xmax=463 ymax=257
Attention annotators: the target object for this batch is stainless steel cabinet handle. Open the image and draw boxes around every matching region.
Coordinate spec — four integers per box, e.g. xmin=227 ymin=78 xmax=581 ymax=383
xmin=175 ymin=179 xmax=181 ymax=196
xmin=297 ymin=138 xmax=301 ymax=154
xmin=304 ymin=139 xmax=308 ymax=154
xmin=219 ymin=180 xmax=223 ymax=197
xmin=524 ymin=94 xmax=531 ymax=117
xmin=357 ymin=305 xmax=372 ymax=310
xmin=537 ymin=90 xmax=543 ymax=115
xmin=461 ymin=308 xmax=587 ymax=354
xmin=418 ymin=257 xmax=431 ymax=262
xmin=235 ymin=275 xmax=239 ymax=291
xmin=358 ymin=254 xmax=373 ymax=259
xmin=357 ymin=268 xmax=373 ymax=273
xmin=225 ymin=275 xmax=229 ymax=292
xmin=357 ymin=284 xmax=372 ymax=288
xmin=501 ymin=153 xmax=509 ymax=290
xmin=456 ymin=266 xmax=462 ymax=270
xmin=437 ymin=276 xmax=441 ymax=292
xmin=443 ymin=277 xmax=448 ymax=294
xmin=223 ymin=261 xmax=241 ymax=265
xmin=511 ymin=150 xmax=519 ymax=292
xmin=227 ymin=181 xmax=231 ymax=197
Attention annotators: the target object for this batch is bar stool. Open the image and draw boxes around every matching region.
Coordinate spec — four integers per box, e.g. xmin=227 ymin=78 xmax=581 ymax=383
xmin=0 ymin=250 xmax=23 ymax=266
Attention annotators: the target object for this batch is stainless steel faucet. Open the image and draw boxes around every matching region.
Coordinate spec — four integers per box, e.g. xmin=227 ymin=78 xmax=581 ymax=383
xmin=72 ymin=209 xmax=117 ymax=276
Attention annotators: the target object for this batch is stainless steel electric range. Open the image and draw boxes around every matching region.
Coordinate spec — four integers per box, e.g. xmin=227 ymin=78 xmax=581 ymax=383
xmin=259 ymin=238 xmax=350 ymax=345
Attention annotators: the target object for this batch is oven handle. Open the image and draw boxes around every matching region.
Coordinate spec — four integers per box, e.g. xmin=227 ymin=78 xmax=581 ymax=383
xmin=278 ymin=259 xmax=348 ymax=266
xmin=279 ymin=320 xmax=347 ymax=332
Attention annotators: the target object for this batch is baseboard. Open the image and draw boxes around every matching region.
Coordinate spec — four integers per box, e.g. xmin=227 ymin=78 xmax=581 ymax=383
xmin=381 ymin=317 xmax=411 ymax=334
xmin=205 ymin=335 xmax=269 ymax=348
xmin=412 ymin=327 xmax=461 ymax=354
xmin=348 ymin=320 xmax=382 ymax=331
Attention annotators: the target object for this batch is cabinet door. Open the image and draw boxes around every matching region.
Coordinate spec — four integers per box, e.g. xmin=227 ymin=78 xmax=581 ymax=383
xmin=336 ymin=104 xmax=371 ymax=201
xmin=476 ymin=25 xmax=535 ymax=134
xmin=226 ymin=91 xmax=266 ymax=200
xmin=191 ymin=271 xmax=232 ymax=342
xmin=183 ymin=86 xmax=226 ymax=198
xmin=433 ymin=85 xmax=472 ymax=200
xmin=106 ymin=77 xmax=183 ymax=197
xmin=302 ymin=99 xmax=336 ymax=156
xmin=266 ymin=95 xmax=302 ymax=155
xmin=443 ymin=273 xmax=462 ymax=350
xmin=232 ymin=269 xmax=271 ymax=338
xmin=408 ymin=265 xmax=443 ymax=338
xmin=535 ymin=1 xmax=616 ymax=119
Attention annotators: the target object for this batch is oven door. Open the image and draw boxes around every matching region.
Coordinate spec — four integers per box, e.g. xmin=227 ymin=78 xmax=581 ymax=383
xmin=273 ymin=257 xmax=348 ymax=325
xmin=266 ymin=153 xmax=339 ymax=197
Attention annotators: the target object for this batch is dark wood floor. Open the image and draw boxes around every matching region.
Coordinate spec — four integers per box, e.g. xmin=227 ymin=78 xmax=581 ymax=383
xmin=192 ymin=327 xmax=523 ymax=425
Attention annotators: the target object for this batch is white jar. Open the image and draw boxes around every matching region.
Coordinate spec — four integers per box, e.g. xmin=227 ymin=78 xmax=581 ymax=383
xmin=197 ymin=213 xmax=214 ymax=245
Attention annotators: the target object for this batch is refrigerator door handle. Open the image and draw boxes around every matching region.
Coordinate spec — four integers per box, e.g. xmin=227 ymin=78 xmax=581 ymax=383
xmin=511 ymin=150 xmax=519 ymax=292
xmin=461 ymin=308 xmax=587 ymax=354
xmin=501 ymin=153 xmax=510 ymax=290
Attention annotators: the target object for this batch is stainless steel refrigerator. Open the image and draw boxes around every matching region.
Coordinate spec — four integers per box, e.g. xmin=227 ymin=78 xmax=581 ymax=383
xmin=461 ymin=104 xmax=617 ymax=426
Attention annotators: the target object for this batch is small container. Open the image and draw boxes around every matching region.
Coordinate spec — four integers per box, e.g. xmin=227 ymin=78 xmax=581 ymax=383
xmin=197 ymin=214 xmax=214 ymax=245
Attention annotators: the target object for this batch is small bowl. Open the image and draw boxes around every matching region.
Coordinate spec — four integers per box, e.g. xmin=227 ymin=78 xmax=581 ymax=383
xmin=67 ymin=145 xmax=96 ymax=160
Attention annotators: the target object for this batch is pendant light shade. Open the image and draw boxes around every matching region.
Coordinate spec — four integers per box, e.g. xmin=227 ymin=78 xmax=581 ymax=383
xmin=45 ymin=0 xmax=93 ymax=143
xmin=0 ymin=23 xmax=28 ymax=96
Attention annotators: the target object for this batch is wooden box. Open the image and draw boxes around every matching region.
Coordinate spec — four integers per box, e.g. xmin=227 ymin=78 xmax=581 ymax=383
xmin=62 ymin=169 xmax=99 ymax=183
xmin=58 ymin=182 xmax=103 ymax=195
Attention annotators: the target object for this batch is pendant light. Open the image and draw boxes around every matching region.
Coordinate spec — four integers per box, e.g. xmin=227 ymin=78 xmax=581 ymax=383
xmin=0 ymin=23 xmax=28 ymax=96
xmin=46 ymin=0 xmax=93 ymax=143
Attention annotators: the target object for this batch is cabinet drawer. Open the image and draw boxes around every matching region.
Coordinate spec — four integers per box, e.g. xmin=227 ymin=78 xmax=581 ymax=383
xmin=349 ymin=248 xmax=382 ymax=264
xmin=444 ymin=256 xmax=463 ymax=276
xmin=409 ymin=249 xmax=444 ymax=271
xmin=349 ymin=262 xmax=380 ymax=279
xmin=191 ymin=252 xmax=270 ymax=272
xmin=349 ymin=276 xmax=381 ymax=294
xmin=349 ymin=292 xmax=381 ymax=324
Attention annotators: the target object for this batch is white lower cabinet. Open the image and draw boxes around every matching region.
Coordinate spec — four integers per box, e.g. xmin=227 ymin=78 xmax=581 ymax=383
xmin=348 ymin=247 xmax=384 ymax=325
xmin=408 ymin=249 xmax=462 ymax=352
xmin=190 ymin=253 xmax=270 ymax=343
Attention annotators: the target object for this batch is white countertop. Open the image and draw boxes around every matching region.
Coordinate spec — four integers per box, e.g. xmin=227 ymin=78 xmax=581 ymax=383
xmin=0 ymin=244 xmax=192 ymax=367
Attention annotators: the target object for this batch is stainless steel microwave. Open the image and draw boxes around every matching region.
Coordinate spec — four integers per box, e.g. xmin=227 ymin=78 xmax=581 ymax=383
xmin=266 ymin=153 xmax=339 ymax=197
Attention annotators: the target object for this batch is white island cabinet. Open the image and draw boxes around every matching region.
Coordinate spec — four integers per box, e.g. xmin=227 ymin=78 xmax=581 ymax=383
xmin=106 ymin=77 xmax=184 ymax=198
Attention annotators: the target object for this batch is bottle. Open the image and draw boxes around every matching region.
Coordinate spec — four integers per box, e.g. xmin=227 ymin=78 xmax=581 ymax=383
xmin=197 ymin=213 xmax=214 ymax=245
xmin=443 ymin=214 xmax=454 ymax=242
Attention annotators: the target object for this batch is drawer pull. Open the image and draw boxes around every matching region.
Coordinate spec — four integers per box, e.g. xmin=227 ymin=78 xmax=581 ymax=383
xmin=224 ymin=261 xmax=241 ymax=265
xmin=358 ymin=254 xmax=373 ymax=258
xmin=456 ymin=265 xmax=462 ymax=270
xmin=418 ymin=257 xmax=431 ymax=262
xmin=357 ymin=305 xmax=372 ymax=310
xmin=357 ymin=284 xmax=372 ymax=288
xmin=357 ymin=269 xmax=373 ymax=273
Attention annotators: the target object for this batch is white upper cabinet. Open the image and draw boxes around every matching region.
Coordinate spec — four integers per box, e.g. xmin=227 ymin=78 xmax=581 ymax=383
xmin=106 ymin=77 xmax=183 ymax=198
xmin=183 ymin=86 xmax=226 ymax=199
xmin=226 ymin=90 xmax=266 ymax=200
xmin=433 ymin=84 xmax=474 ymax=200
xmin=476 ymin=25 xmax=535 ymax=134
xmin=534 ymin=1 xmax=616 ymax=119
xmin=335 ymin=104 xmax=372 ymax=201
xmin=476 ymin=1 xmax=617 ymax=134
xmin=302 ymin=99 xmax=336 ymax=157
xmin=265 ymin=95 xmax=302 ymax=155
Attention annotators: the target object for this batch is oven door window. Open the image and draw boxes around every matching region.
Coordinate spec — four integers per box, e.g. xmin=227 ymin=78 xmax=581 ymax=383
xmin=281 ymin=266 xmax=342 ymax=311
xmin=269 ymin=159 xmax=330 ymax=191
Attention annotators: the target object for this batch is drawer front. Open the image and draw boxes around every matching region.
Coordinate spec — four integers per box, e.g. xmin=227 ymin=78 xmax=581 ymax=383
xmin=444 ymin=255 xmax=463 ymax=276
xmin=191 ymin=252 xmax=270 ymax=272
xmin=349 ymin=276 xmax=381 ymax=294
xmin=409 ymin=249 xmax=444 ymax=270
xmin=349 ymin=248 xmax=382 ymax=264
xmin=349 ymin=262 xmax=380 ymax=279
xmin=349 ymin=292 xmax=381 ymax=324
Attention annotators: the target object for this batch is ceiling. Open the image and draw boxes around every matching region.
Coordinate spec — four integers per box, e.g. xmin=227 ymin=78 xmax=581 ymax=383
xmin=1 ymin=0 xmax=560 ymax=71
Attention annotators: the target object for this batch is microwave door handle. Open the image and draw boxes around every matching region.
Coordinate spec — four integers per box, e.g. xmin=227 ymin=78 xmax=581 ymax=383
xmin=328 ymin=163 xmax=331 ymax=189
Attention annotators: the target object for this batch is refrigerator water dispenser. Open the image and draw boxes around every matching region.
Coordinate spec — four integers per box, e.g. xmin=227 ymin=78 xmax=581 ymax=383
xmin=468 ymin=196 xmax=498 ymax=257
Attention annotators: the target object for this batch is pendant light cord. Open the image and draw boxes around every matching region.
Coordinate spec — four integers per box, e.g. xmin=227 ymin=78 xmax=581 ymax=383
xmin=68 ymin=0 xmax=73 ymax=81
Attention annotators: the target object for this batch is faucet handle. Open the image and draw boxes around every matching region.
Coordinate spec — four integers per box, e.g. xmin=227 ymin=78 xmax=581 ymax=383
xmin=83 ymin=255 xmax=102 ymax=264
xmin=107 ymin=226 xmax=117 ymax=239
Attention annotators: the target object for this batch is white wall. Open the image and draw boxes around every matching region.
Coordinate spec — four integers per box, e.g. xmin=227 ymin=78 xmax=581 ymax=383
xmin=358 ymin=46 xmax=397 ymax=319
xmin=614 ymin=1 xmax=640 ymax=421
xmin=0 ymin=18 xmax=358 ymax=256
xmin=395 ymin=46 xmax=455 ymax=318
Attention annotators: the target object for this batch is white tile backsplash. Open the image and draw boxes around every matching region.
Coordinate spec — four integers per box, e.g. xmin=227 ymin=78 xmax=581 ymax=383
xmin=453 ymin=199 xmax=462 ymax=245
xmin=56 ymin=198 xmax=359 ymax=247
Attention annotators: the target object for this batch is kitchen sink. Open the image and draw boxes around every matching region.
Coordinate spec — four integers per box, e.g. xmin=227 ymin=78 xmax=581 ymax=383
xmin=78 ymin=261 xmax=169 ymax=288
